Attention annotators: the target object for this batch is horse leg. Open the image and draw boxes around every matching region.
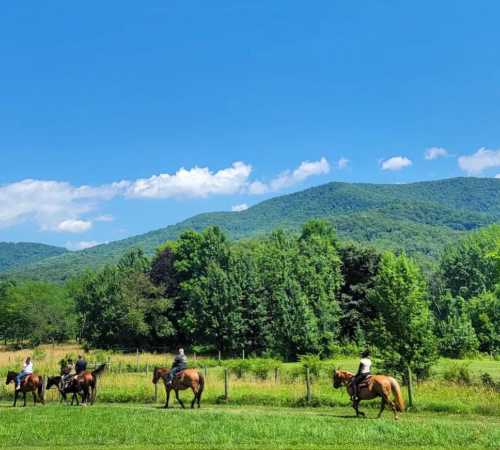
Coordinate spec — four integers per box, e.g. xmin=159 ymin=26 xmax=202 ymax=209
xmin=13 ymin=390 xmax=18 ymax=407
xmin=190 ymin=387 xmax=197 ymax=409
xmin=377 ymin=397 xmax=386 ymax=418
xmin=164 ymin=387 xmax=170 ymax=409
xmin=23 ymin=392 xmax=27 ymax=407
xmin=175 ymin=389 xmax=185 ymax=409
xmin=32 ymin=392 xmax=36 ymax=405
xmin=353 ymin=398 xmax=365 ymax=418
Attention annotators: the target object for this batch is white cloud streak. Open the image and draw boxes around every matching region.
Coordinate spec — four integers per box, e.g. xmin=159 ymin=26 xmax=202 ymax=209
xmin=0 ymin=158 xmax=330 ymax=232
xmin=56 ymin=219 xmax=92 ymax=233
xmin=66 ymin=240 xmax=102 ymax=251
xmin=126 ymin=162 xmax=252 ymax=199
xmin=248 ymin=157 xmax=330 ymax=194
xmin=231 ymin=203 xmax=249 ymax=212
xmin=425 ymin=147 xmax=448 ymax=160
xmin=495 ymin=174 xmax=500 ymax=179
xmin=458 ymin=148 xmax=500 ymax=175
xmin=380 ymin=156 xmax=413 ymax=171
xmin=337 ymin=158 xmax=349 ymax=169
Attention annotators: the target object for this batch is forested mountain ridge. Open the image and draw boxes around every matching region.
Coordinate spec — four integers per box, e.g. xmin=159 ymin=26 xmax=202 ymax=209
xmin=0 ymin=242 xmax=67 ymax=272
xmin=1 ymin=177 xmax=499 ymax=282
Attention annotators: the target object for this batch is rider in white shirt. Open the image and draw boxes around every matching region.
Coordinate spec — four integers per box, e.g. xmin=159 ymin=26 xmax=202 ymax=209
xmin=351 ymin=350 xmax=371 ymax=401
xmin=16 ymin=357 xmax=33 ymax=390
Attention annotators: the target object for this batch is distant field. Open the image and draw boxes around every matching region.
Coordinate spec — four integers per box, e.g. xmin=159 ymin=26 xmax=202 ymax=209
xmin=0 ymin=404 xmax=498 ymax=449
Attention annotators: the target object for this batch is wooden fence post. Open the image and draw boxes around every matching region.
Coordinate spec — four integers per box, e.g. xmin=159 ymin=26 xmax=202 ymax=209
xmin=218 ymin=351 xmax=221 ymax=363
xmin=204 ymin=366 xmax=207 ymax=380
xmin=242 ymin=348 xmax=245 ymax=360
xmin=306 ymin=368 xmax=312 ymax=403
xmin=407 ymin=366 xmax=414 ymax=410
xmin=274 ymin=367 xmax=279 ymax=384
xmin=224 ymin=368 xmax=229 ymax=401
xmin=136 ymin=349 xmax=140 ymax=372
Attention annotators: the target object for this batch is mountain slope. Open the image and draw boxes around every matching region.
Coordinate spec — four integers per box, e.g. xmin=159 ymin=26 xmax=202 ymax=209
xmin=2 ymin=177 xmax=499 ymax=282
xmin=0 ymin=242 xmax=68 ymax=272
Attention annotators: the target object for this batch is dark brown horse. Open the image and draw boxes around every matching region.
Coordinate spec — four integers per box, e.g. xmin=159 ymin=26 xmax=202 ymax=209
xmin=46 ymin=375 xmax=87 ymax=405
xmin=5 ymin=372 xmax=44 ymax=407
xmin=152 ymin=367 xmax=204 ymax=409
xmin=46 ymin=364 xmax=106 ymax=405
xmin=333 ymin=369 xmax=404 ymax=419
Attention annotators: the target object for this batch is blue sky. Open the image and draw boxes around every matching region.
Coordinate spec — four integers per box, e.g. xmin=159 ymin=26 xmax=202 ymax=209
xmin=1 ymin=1 xmax=499 ymax=249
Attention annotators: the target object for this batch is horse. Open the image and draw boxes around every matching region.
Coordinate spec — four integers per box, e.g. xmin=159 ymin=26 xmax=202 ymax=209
xmin=152 ymin=367 xmax=204 ymax=409
xmin=5 ymin=372 xmax=44 ymax=407
xmin=333 ymin=369 xmax=404 ymax=420
xmin=46 ymin=364 xmax=106 ymax=405
xmin=46 ymin=375 xmax=87 ymax=405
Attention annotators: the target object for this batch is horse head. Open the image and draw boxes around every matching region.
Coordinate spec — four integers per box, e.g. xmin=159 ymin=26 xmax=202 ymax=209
xmin=46 ymin=376 xmax=61 ymax=390
xmin=5 ymin=371 xmax=17 ymax=385
xmin=152 ymin=367 xmax=169 ymax=384
xmin=333 ymin=370 xmax=352 ymax=388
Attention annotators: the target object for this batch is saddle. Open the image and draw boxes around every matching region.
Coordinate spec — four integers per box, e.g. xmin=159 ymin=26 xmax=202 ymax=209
xmin=20 ymin=374 xmax=33 ymax=387
xmin=357 ymin=375 xmax=372 ymax=389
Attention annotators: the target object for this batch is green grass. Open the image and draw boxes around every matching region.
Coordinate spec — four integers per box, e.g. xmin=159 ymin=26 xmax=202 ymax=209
xmin=0 ymin=403 xmax=498 ymax=449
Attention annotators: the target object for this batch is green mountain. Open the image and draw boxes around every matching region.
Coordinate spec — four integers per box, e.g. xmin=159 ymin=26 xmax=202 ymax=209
xmin=2 ymin=177 xmax=499 ymax=282
xmin=0 ymin=242 xmax=68 ymax=273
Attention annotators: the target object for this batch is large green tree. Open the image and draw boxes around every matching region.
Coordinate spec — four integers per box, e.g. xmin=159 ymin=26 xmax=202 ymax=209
xmin=368 ymin=252 xmax=437 ymax=378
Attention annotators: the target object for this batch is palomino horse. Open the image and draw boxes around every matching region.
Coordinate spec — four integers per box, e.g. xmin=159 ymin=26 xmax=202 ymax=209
xmin=333 ymin=370 xmax=404 ymax=419
xmin=152 ymin=367 xmax=204 ymax=409
xmin=46 ymin=364 xmax=106 ymax=405
xmin=5 ymin=372 xmax=44 ymax=407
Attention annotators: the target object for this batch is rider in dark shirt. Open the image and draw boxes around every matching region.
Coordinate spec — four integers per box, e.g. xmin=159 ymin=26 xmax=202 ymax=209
xmin=166 ymin=348 xmax=187 ymax=387
xmin=75 ymin=355 xmax=87 ymax=375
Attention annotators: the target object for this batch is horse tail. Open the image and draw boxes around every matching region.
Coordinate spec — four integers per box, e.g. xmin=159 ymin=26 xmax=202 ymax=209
xmin=389 ymin=377 xmax=404 ymax=412
xmin=197 ymin=372 xmax=205 ymax=401
xmin=92 ymin=363 xmax=106 ymax=378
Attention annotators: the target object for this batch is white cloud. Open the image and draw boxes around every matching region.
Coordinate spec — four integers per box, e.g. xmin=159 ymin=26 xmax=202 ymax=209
xmin=231 ymin=203 xmax=249 ymax=212
xmin=495 ymin=174 xmax=500 ymax=179
xmin=95 ymin=214 xmax=114 ymax=222
xmin=0 ymin=179 xmax=125 ymax=231
xmin=425 ymin=147 xmax=448 ymax=160
xmin=337 ymin=158 xmax=349 ymax=169
xmin=458 ymin=148 xmax=500 ymax=175
xmin=247 ymin=181 xmax=269 ymax=195
xmin=380 ymin=156 xmax=413 ymax=171
xmin=126 ymin=162 xmax=252 ymax=199
xmin=250 ymin=157 xmax=330 ymax=194
xmin=56 ymin=219 xmax=92 ymax=233
xmin=66 ymin=240 xmax=102 ymax=251
xmin=0 ymin=158 xmax=331 ymax=231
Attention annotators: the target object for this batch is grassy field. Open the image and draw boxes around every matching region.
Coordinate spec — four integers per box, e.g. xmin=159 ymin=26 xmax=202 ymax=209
xmin=0 ymin=403 xmax=498 ymax=450
xmin=0 ymin=345 xmax=498 ymax=449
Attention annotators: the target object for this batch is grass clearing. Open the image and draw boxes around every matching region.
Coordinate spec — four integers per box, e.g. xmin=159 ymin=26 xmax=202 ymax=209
xmin=0 ymin=403 xmax=498 ymax=449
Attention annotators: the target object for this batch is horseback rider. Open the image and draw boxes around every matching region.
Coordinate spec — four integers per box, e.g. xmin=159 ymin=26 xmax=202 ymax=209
xmin=61 ymin=358 xmax=74 ymax=388
xmin=351 ymin=349 xmax=372 ymax=401
xmin=15 ymin=357 xmax=33 ymax=391
xmin=75 ymin=355 xmax=87 ymax=376
xmin=165 ymin=348 xmax=187 ymax=387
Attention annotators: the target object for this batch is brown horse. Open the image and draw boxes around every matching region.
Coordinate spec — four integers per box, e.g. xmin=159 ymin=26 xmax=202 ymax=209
xmin=5 ymin=372 xmax=44 ymax=407
xmin=333 ymin=369 xmax=404 ymax=419
xmin=152 ymin=367 xmax=204 ymax=409
xmin=73 ymin=363 xmax=106 ymax=404
xmin=46 ymin=375 xmax=87 ymax=405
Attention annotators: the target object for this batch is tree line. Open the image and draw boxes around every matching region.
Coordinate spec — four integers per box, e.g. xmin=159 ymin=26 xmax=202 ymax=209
xmin=0 ymin=221 xmax=498 ymax=378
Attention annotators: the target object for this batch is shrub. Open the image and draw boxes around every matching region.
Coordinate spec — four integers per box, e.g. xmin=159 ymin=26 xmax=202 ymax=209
xmin=249 ymin=358 xmax=282 ymax=380
xmin=480 ymin=372 xmax=497 ymax=390
xmin=443 ymin=363 xmax=472 ymax=385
